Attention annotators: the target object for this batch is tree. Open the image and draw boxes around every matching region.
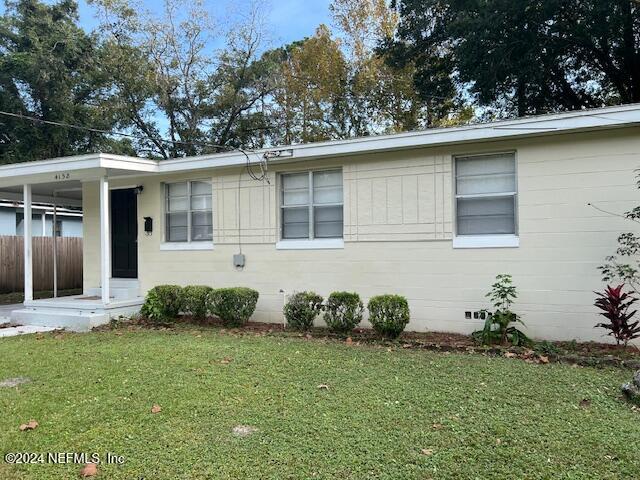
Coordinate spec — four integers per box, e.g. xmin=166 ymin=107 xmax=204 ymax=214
xmin=389 ymin=0 xmax=640 ymax=117
xmin=93 ymin=0 xmax=275 ymax=158
xmin=0 ymin=0 xmax=132 ymax=164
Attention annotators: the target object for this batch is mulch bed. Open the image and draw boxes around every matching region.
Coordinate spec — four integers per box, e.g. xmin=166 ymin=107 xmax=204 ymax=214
xmin=95 ymin=317 xmax=640 ymax=370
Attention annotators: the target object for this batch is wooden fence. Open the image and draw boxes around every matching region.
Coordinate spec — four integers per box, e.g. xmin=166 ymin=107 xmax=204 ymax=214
xmin=0 ymin=236 xmax=83 ymax=293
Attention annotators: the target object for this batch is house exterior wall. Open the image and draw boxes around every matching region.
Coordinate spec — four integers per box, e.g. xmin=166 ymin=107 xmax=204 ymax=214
xmin=82 ymin=127 xmax=640 ymax=342
xmin=0 ymin=207 xmax=17 ymax=235
xmin=0 ymin=206 xmax=82 ymax=237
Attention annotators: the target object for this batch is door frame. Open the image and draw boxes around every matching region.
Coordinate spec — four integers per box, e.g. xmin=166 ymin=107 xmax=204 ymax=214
xmin=109 ymin=185 xmax=139 ymax=279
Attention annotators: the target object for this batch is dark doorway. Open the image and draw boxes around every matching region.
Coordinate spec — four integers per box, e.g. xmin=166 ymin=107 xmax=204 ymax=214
xmin=111 ymin=188 xmax=138 ymax=278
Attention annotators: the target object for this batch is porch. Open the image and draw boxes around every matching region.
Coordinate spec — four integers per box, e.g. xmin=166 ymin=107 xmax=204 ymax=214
xmin=0 ymin=153 xmax=156 ymax=331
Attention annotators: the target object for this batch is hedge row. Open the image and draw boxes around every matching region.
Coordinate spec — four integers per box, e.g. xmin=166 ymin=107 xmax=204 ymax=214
xmin=284 ymin=291 xmax=410 ymax=339
xmin=141 ymin=285 xmax=410 ymax=337
xmin=141 ymin=285 xmax=259 ymax=327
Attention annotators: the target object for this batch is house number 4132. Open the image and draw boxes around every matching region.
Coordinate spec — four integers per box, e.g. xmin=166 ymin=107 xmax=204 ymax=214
xmin=54 ymin=173 xmax=70 ymax=180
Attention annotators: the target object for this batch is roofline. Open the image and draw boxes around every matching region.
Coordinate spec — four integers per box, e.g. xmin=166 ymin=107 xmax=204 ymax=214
xmin=0 ymin=103 xmax=638 ymax=184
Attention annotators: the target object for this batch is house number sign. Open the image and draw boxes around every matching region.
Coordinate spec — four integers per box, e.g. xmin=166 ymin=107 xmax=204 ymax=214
xmin=54 ymin=173 xmax=71 ymax=180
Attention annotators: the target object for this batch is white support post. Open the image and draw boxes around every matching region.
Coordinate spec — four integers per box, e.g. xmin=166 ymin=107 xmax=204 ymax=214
xmin=52 ymin=194 xmax=58 ymax=298
xmin=23 ymin=184 xmax=33 ymax=303
xmin=100 ymin=177 xmax=110 ymax=304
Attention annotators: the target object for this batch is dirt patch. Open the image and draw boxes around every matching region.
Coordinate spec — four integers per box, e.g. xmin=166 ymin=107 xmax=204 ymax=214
xmin=0 ymin=377 xmax=31 ymax=388
xmin=232 ymin=425 xmax=258 ymax=437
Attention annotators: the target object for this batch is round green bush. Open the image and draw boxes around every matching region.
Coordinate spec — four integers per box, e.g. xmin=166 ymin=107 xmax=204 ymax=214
xmin=284 ymin=291 xmax=324 ymax=331
xmin=367 ymin=294 xmax=410 ymax=339
xmin=210 ymin=287 xmax=259 ymax=327
xmin=182 ymin=285 xmax=213 ymax=321
xmin=324 ymin=291 xmax=363 ymax=334
xmin=140 ymin=285 xmax=184 ymax=322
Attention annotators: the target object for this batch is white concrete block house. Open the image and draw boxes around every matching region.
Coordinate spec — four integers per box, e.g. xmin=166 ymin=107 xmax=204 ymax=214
xmin=0 ymin=104 xmax=638 ymax=340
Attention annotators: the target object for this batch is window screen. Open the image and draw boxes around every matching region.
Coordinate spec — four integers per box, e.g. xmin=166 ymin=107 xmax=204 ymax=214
xmin=165 ymin=181 xmax=213 ymax=242
xmin=455 ymin=153 xmax=517 ymax=236
xmin=281 ymin=170 xmax=343 ymax=240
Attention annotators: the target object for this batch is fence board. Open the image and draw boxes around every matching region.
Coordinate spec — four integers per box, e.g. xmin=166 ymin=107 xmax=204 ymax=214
xmin=0 ymin=236 xmax=83 ymax=293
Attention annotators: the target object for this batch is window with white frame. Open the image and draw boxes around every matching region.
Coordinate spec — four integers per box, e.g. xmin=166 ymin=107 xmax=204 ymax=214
xmin=281 ymin=170 xmax=343 ymax=240
xmin=165 ymin=180 xmax=213 ymax=242
xmin=455 ymin=153 xmax=517 ymax=236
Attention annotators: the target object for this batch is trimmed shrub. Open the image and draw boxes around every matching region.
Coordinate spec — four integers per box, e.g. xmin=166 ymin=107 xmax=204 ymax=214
xmin=367 ymin=294 xmax=410 ymax=339
xmin=140 ymin=285 xmax=184 ymax=322
xmin=284 ymin=291 xmax=324 ymax=331
xmin=182 ymin=285 xmax=213 ymax=321
xmin=210 ymin=287 xmax=259 ymax=327
xmin=324 ymin=291 xmax=364 ymax=334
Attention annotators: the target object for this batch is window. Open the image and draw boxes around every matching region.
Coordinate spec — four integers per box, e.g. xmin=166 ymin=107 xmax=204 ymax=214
xmin=165 ymin=180 xmax=213 ymax=242
xmin=455 ymin=153 xmax=517 ymax=236
xmin=281 ymin=170 xmax=343 ymax=240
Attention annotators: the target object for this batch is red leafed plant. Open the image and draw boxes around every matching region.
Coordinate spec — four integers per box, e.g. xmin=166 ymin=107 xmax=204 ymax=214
xmin=594 ymin=284 xmax=639 ymax=347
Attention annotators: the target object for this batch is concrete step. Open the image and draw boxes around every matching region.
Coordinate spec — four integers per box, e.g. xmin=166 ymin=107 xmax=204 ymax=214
xmin=11 ymin=298 xmax=144 ymax=332
xmin=86 ymin=278 xmax=140 ymax=300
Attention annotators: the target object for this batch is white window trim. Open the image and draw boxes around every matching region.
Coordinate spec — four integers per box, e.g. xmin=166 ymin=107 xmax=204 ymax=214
xmin=276 ymin=238 xmax=344 ymax=250
xmin=279 ymin=168 xmax=344 ymax=242
xmin=453 ymin=151 xmax=520 ymax=248
xmin=160 ymin=241 xmax=214 ymax=251
xmin=164 ymin=179 xmax=213 ymax=244
xmin=453 ymin=234 xmax=519 ymax=249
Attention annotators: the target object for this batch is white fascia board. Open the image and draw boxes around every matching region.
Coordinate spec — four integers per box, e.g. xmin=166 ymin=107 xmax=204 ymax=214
xmin=0 ymin=153 xmax=159 ymax=189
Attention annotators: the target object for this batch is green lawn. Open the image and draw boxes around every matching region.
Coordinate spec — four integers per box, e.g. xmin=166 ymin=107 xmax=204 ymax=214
xmin=0 ymin=328 xmax=638 ymax=479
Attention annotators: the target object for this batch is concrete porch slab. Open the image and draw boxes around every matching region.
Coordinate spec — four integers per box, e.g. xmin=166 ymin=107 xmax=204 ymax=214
xmin=10 ymin=296 xmax=143 ymax=332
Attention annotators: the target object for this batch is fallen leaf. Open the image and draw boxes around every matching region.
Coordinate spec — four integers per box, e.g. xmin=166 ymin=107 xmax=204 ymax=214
xmin=504 ymin=352 xmax=517 ymax=358
xmin=345 ymin=337 xmax=353 ymax=345
xmin=151 ymin=404 xmax=162 ymax=414
xmin=220 ymin=357 xmax=233 ymax=364
xmin=496 ymin=438 xmax=502 ymax=445
xmin=317 ymin=384 xmax=330 ymax=390
xmin=79 ymin=463 xmax=98 ymax=477
xmin=19 ymin=420 xmax=38 ymax=431
xmin=304 ymin=333 xmax=312 ymax=340
xmin=402 ymin=343 xmax=412 ymax=349
xmin=114 ymin=331 xmax=123 ymax=336
xmin=432 ymin=423 xmax=443 ymax=430
xmin=420 ymin=448 xmax=434 ymax=456
xmin=539 ymin=355 xmax=549 ymax=364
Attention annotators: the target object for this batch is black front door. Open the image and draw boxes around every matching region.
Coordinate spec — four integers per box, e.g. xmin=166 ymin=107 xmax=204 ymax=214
xmin=111 ymin=188 xmax=138 ymax=278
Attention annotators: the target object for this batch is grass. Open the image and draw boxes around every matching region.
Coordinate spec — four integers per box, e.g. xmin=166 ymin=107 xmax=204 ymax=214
xmin=0 ymin=289 xmax=82 ymax=306
xmin=0 ymin=327 xmax=639 ymax=479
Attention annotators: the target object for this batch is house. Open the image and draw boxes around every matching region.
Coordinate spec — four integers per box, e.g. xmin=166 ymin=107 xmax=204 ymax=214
xmin=0 ymin=200 xmax=82 ymax=237
xmin=0 ymin=104 xmax=638 ymax=340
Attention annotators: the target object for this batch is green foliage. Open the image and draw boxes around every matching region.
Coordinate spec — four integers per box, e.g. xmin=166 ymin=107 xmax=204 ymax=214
xmin=140 ymin=285 xmax=184 ymax=322
xmin=534 ymin=340 xmax=561 ymax=356
xmin=323 ymin=291 xmax=364 ymax=334
xmin=210 ymin=287 xmax=259 ymax=327
xmin=472 ymin=274 xmax=530 ymax=346
xmin=367 ymin=294 xmax=410 ymax=339
xmin=283 ymin=291 xmax=324 ymax=331
xmin=0 ymin=0 xmax=133 ymax=163
xmin=389 ymin=0 xmax=640 ymax=117
xmin=182 ymin=286 xmax=213 ymax=321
